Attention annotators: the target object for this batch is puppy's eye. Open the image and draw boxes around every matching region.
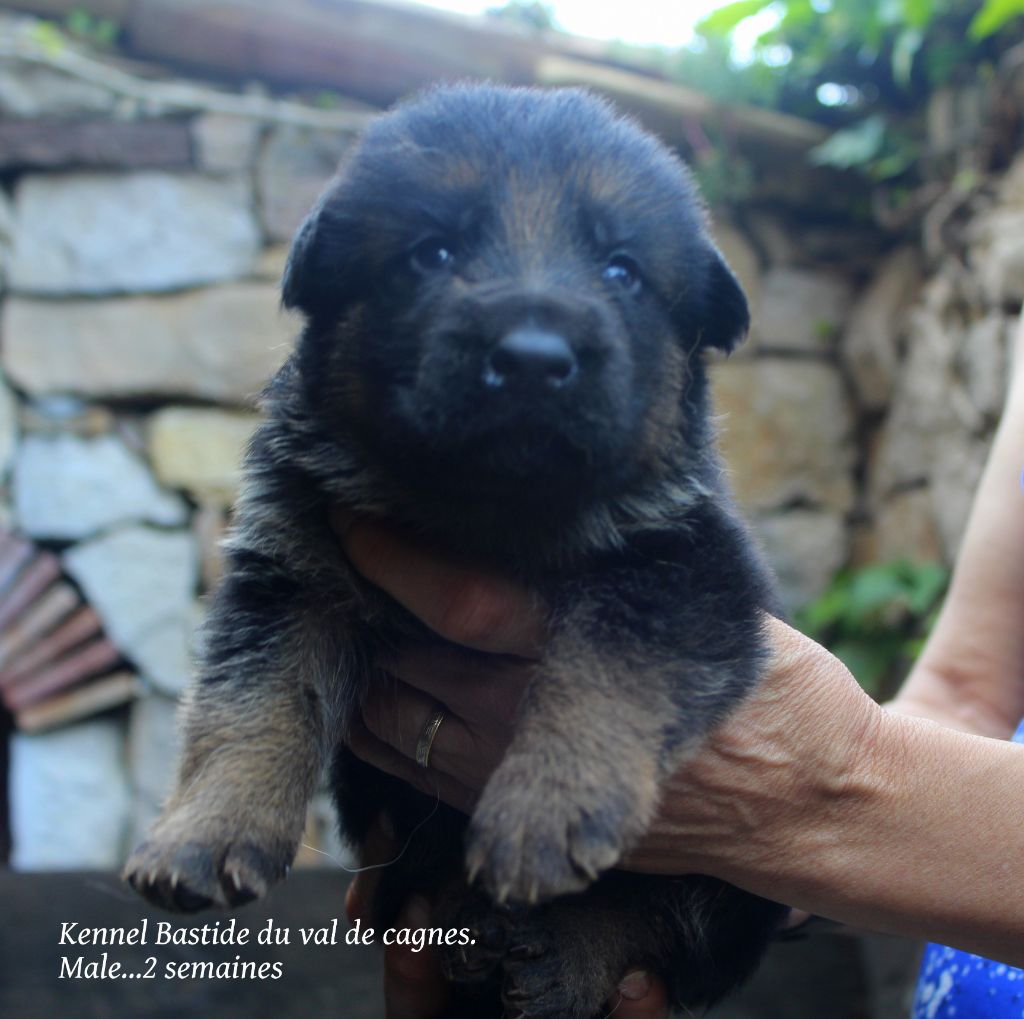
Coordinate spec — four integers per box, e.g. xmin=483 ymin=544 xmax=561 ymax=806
xmin=602 ymin=254 xmax=641 ymax=292
xmin=411 ymin=238 xmax=455 ymax=274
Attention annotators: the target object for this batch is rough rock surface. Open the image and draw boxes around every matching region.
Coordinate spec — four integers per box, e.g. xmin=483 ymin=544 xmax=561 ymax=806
xmin=0 ymin=370 xmax=18 ymax=479
xmin=127 ymin=691 xmax=182 ymax=846
xmin=754 ymin=510 xmax=848 ymax=609
xmin=713 ymin=358 xmax=856 ymax=514
xmin=8 ymin=171 xmax=260 ymax=294
xmin=0 ymin=62 xmax=116 ymax=119
xmin=842 ymin=247 xmax=923 ymax=411
xmin=13 ymin=433 xmax=187 ymax=539
xmin=191 ymin=112 xmax=262 ymax=173
xmin=753 ymin=267 xmax=854 ymax=352
xmin=257 ymin=125 xmax=350 ymax=241
xmin=148 ymin=406 xmax=260 ymax=505
xmin=2 ymin=284 xmax=293 ymax=404
xmin=63 ymin=526 xmax=199 ymax=696
xmin=867 ymin=488 xmax=945 ymax=565
xmin=10 ymin=719 xmax=131 ymax=869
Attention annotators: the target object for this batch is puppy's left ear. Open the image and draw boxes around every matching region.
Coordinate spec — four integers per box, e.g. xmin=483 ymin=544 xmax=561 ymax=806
xmin=696 ymin=247 xmax=750 ymax=354
xmin=281 ymin=188 xmax=358 ymax=320
xmin=281 ymin=207 xmax=323 ymax=314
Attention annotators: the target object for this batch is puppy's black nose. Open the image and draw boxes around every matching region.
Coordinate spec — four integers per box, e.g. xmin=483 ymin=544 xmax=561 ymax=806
xmin=486 ymin=329 xmax=577 ymax=389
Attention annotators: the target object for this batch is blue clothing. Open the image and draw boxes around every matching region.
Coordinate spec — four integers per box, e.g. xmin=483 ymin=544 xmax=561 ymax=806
xmin=910 ymin=718 xmax=1024 ymax=1018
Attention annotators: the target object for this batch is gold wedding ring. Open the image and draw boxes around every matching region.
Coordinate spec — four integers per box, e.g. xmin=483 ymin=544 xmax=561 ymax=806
xmin=415 ymin=706 xmax=446 ymax=769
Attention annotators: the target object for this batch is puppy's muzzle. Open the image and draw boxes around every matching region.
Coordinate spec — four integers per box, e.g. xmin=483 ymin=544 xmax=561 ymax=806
xmin=485 ymin=328 xmax=578 ymax=390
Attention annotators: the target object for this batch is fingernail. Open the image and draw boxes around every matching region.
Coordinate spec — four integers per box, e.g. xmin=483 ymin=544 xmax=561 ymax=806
xmin=618 ymin=970 xmax=652 ymax=1001
xmin=402 ymin=894 xmax=431 ymax=929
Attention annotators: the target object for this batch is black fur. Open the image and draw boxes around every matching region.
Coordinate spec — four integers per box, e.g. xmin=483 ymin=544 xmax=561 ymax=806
xmin=125 ymin=84 xmax=787 ymax=1018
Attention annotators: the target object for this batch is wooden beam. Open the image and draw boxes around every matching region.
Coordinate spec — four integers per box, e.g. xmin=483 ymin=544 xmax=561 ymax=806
xmin=2 ymin=0 xmax=829 ymax=155
xmin=0 ymin=119 xmax=191 ymax=169
xmin=536 ymin=55 xmax=828 ymax=150
xmin=125 ymin=0 xmax=540 ymax=106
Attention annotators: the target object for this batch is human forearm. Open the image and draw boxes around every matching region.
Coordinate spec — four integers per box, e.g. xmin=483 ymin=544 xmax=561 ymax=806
xmin=785 ymin=712 xmax=1024 ymax=965
xmin=894 ymin=317 xmax=1024 ymax=737
xmin=639 ymin=624 xmax=1024 ymax=965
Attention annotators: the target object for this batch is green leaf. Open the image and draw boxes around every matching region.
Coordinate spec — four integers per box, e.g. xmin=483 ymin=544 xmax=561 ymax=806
xmin=896 ymin=0 xmax=938 ymax=30
xmin=29 ymin=20 xmax=66 ymax=56
xmin=969 ymin=0 xmax=1024 ymax=39
xmin=696 ymin=0 xmax=776 ymax=37
xmin=810 ymin=114 xmax=887 ymax=170
xmin=892 ymin=26 xmax=925 ymax=85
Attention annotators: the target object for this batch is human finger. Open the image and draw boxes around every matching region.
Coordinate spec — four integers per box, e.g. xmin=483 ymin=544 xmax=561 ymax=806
xmin=384 ymin=895 xmax=451 ymax=1019
xmin=345 ymin=814 xmax=401 ymax=924
xmin=334 ymin=513 xmax=546 ymax=656
xmin=611 ymin=970 xmax=670 ymax=1017
xmin=361 ymin=676 xmax=511 ymax=789
xmin=349 ymin=718 xmax=478 ymax=814
xmin=387 ymin=644 xmax=528 ymax=727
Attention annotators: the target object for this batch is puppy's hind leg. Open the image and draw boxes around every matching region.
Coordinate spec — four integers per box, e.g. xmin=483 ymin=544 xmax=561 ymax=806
xmin=125 ymin=554 xmax=348 ymax=912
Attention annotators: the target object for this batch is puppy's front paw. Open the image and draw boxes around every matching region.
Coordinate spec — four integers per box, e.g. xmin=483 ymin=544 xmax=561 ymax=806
xmin=123 ymin=811 xmax=295 ymax=912
xmin=501 ymin=910 xmax=619 ymax=1019
xmin=465 ymin=755 xmax=651 ymax=904
xmin=434 ymin=887 xmax=515 ymax=984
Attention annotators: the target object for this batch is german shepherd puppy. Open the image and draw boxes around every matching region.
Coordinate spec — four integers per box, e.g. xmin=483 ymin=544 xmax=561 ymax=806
xmin=125 ymin=84 xmax=787 ymax=1017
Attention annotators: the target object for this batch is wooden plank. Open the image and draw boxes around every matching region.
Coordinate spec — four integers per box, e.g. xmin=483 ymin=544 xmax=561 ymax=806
xmin=15 ymin=671 xmax=139 ymax=732
xmin=0 ymin=871 xmax=382 ymax=1019
xmin=0 ymin=120 xmax=192 ymax=170
xmin=536 ymin=54 xmax=828 ymax=150
xmin=125 ymin=0 xmax=539 ymax=107
xmin=4 ymin=0 xmax=829 ymax=155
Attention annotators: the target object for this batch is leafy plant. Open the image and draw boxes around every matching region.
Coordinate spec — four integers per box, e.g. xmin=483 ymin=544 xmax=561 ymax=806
xmin=796 ymin=560 xmax=948 ymax=698
xmin=65 ymin=9 xmax=120 ymax=49
xmin=970 ymin=0 xmax=1024 ymax=38
xmin=691 ymin=0 xmax=1024 ymax=183
xmin=485 ymin=1 xmax=556 ymax=31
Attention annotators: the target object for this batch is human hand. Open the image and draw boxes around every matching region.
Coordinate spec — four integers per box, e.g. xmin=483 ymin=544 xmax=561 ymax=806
xmin=345 ymin=820 xmax=671 ymax=1019
xmin=340 ymin=513 xmax=880 ymax=888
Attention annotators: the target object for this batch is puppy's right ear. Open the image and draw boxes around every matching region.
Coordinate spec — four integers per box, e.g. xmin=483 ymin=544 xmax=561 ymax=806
xmin=281 ymin=190 xmax=356 ymax=319
xmin=697 ymin=247 xmax=750 ymax=354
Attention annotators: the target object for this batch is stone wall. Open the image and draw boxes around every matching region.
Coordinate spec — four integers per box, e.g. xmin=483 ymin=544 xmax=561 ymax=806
xmin=0 ymin=12 xmax=1017 ymax=872
xmin=0 ymin=22 xmax=358 ymax=869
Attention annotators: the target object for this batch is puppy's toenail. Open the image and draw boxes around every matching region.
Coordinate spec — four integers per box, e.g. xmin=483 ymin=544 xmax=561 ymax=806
xmin=618 ymin=970 xmax=652 ymax=1001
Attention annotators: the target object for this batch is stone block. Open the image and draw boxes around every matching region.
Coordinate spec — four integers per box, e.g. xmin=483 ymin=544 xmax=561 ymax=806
xmin=63 ymin=526 xmax=199 ymax=696
xmin=10 ymin=718 xmax=131 ymax=869
xmin=127 ymin=690 xmax=181 ymax=846
xmin=148 ymin=406 xmax=260 ymax=505
xmin=868 ymin=488 xmax=945 ymax=565
xmin=0 ymin=370 xmax=18 ymax=480
xmin=753 ymin=267 xmax=854 ymax=352
xmin=713 ymin=358 xmax=856 ymax=514
xmin=0 ymin=62 xmax=116 ymax=118
xmin=2 ymin=284 xmax=293 ymax=405
xmin=257 ymin=125 xmax=349 ymax=242
xmin=0 ymin=120 xmax=191 ymax=171
xmin=13 ymin=433 xmax=187 ymax=540
xmin=9 ymin=171 xmax=260 ymax=295
xmin=753 ymin=510 xmax=848 ymax=609
xmin=191 ymin=112 xmax=262 ymax=173
xmin=841 ymin=247 xmax=923 ymax=411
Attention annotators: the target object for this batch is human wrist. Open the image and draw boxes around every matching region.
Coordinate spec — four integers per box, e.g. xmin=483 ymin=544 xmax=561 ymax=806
xmin=634 ymin=623 xmax=883 ymax=884
xmin=703 ymin=654 xmax=888 ymax=891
